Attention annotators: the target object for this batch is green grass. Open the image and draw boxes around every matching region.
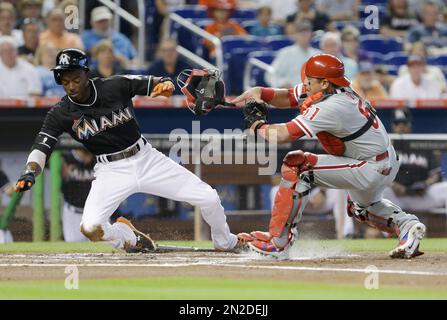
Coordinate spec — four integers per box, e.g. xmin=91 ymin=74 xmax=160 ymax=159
xmin=0 ymin=238 xmax=446 ymax=254
xmin=1 ymin=277 xmax=446 ymax=300
xmin=1 ymin=239 xmax=446 ymax=299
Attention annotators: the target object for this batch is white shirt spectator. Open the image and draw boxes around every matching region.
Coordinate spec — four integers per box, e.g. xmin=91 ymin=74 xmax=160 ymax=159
xmin=0 ymin=58 xmax=42 ymax=98
xmin=0 ymin=29 xmax=23 ymax=47
xmin=390 ymin=73 xmax=442 ymax=100
xmin=267 ymin=45 xmax=320 ymax=87
xmin=257 ymin=0 xmax=297 ymax=22
xmin=398 ymin=64 xmax=447 ymax=93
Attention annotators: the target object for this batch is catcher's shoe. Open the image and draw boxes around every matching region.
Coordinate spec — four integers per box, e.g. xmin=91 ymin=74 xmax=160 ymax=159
xmin=247 ymin=239 xmax=290 ymax=260
xmin=116 ymin=217 xmax=157 ymax=253
xmin=389 ymin=222 xmax=426 ymax=259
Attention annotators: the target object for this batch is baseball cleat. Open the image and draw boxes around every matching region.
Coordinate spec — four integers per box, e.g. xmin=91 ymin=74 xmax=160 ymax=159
xmin=389 ymin=222 xmax=426 ymax=259
xmin=247 ymin=239 xmax=290 ymax=260
xmin=117 ymin=217 xmax=157 ymax=253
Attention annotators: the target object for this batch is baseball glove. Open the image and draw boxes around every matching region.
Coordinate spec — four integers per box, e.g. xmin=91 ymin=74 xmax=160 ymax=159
xmin=150 ymin=77 xmax=175 ymax=98
xmin=243 ymin=100 xmax=268 ymax=129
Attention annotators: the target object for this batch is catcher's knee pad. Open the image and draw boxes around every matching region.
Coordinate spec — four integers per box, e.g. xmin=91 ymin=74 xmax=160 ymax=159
xmin=269 ymin=167 xmax=313 ymax=249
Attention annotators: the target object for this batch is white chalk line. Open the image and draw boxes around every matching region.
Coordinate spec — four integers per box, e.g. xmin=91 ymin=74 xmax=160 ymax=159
xmin=0 ymin=262 xmax=445 ymax=277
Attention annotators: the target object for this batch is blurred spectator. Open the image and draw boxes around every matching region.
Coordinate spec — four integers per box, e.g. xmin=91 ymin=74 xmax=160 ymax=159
xmin=266 ymin=21 xmax=319 ymax=87
xmin=398 ymin=42 xmax=447 ymax=93
xmin=146 ymin=39 xmax=193 ymax=95
xmin=39 ymin=8 xmax=84 ymax=50
xmin=407 ymin=0 xmax=445 ymax=19
xmin=82 ymin=6 xmax=137 ymax=68
xmin=61 ymin=148 xmax=95 ymax=242
xmin=0 ymin=2 xmax=24 ymax=46
xmin=316 ymin=0 xmax=359 ymax=21
xmin=204 ymin=0 xmax=247 ymax=57
xmin=341 ymin=25 xmax=370 ymax=63
xmin=89 ymin=40 xmax=124 ymax=79
xmin=0 ymin=168 xmax=14 ymax=197
xmin=286 ymin=0 xmax=332 ymax=35
xmin=319 ymin=31 xmax=358 ymax=80
xmin=18 ymin=18 xmax=41 ymax=63
xmin=406 ymin=1 xmax=447 ymax=54
xmin=351 ymin=61 xmax=388 ymax=101
xmin=374 ymin=64 xmax=396 ymax=92
xmin=248 ymin=6 xmax=283 ymax=37
xmin=383 ymin=108 xmax=447 ymax=213
xmin=390 ymin=55 xmax=442 ymax=99
xmin=380 ymin=0 xmax=419 ymax=38
xmin=0 ymin=36 xmax=42 ymax=98
xmin=34 ymin=42 xmax=65 ymax=97
xmin=16 ymin=0 xmax=44 ymax=28
xmin=255 ymin=0 xmax=298 ymax=24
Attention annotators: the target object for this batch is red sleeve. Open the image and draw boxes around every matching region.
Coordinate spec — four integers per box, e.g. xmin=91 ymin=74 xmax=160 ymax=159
xmin=285 ymin=120 xmax=305 ymax=140
xmin=288 ymin=88 xmax=299 ymax=108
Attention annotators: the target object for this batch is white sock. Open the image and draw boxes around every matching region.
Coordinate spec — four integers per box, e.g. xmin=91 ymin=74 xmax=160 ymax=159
xmin=102 ymin=222 xmax=137 ymax=249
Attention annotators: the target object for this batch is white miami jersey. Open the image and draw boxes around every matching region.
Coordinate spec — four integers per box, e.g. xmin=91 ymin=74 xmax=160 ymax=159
xmin=291 ymin=88 xmax=390 ymax=160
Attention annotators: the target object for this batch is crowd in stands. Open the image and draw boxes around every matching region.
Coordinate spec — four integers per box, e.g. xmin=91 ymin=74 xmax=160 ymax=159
xmin=0 ymin=0 xmax=446 ymax=100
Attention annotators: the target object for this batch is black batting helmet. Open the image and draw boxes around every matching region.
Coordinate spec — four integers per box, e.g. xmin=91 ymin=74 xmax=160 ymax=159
xmin=52 ymin=48 xmax=89 ymax=85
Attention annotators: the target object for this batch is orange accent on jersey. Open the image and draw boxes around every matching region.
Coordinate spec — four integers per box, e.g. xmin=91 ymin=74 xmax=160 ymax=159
xmin=285 ymin=121 xmax=305 ymax=140
xmin=287 ymin=88 xmax=299 ymax=107
xmin=316 ymin=131 xmax=346 ymax=156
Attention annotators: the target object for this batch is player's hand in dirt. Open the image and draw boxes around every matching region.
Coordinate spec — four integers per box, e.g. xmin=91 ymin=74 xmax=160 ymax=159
xmin=14 ymin=172 xmax=35 ymax=193
xmin=151 ymin=77 xmax=175 ymax=98
xmin=230 ymin=87 xmax=263 ymax=105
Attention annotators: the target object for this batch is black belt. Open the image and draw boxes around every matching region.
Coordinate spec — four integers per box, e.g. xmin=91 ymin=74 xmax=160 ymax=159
xmin=97 ymin=137 xmax=147 ymax=163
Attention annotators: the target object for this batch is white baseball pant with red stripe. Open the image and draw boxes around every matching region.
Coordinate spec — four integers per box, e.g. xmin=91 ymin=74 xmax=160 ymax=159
xmin=287 ymin=144 xmax=420 ymax=240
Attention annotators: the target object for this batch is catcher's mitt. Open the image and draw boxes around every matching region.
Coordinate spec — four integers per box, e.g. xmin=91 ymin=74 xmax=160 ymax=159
xmin=243 ymin=100 xmax=268 ymax=129
xmin=177 ymin=69 xmax=235 ymax=115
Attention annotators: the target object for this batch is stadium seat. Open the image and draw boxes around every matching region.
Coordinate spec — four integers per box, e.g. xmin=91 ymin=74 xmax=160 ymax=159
xmin=359 ymin=35 xmax=403 ymax=55
xmin=427 ymin=55 xmax=447 ymax=67
xmin=361 ymin=0 xmax=387 ymax=5
xmin=384 ymin=52 xmax=408 ymax=70
xmin=264 ymin=35 xmax=294 ymax=51
xmin=171 ymin=5 xmax=208 ymax=19
xmin=247 ymin=50 xmax=277 ymax=88
xmin=233 ymin=8 xmax=257 ymax=20
xmin=221 ymin=36 xmax=265 ymax=94
xmin=368 ymin=52 xmax=385 ymax=65
xmin=221 ymin=35 xmax=264 ymax=53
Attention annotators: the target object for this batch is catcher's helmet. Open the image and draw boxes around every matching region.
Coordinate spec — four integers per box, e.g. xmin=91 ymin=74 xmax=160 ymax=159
xmin=52 ymin=48 xmax=89 ymax=85
xmin=302 ymin=53 xmax=350 ymax=87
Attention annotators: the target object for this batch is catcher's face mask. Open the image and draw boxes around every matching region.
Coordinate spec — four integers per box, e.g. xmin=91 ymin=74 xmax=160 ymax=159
xmin=177 ymin=69 xmax=227 ymax=115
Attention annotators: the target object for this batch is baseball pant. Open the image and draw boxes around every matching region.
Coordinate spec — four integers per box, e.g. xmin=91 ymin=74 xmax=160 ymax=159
xmin=62 ymin=202 xmax=88 ymax=242
xmin=293 ymin=145 xmax=419 ymax=237
xmin=80 ymin=137 xmax=238 ymax=250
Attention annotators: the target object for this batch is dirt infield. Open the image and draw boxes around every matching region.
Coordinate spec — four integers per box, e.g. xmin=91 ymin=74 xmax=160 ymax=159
xmin=1 ymin=250 xmax=447 ymax=290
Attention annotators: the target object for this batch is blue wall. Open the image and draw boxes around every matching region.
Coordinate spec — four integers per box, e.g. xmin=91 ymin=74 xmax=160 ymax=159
xmin=134 ymin=108 xmax=447 ymax=134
